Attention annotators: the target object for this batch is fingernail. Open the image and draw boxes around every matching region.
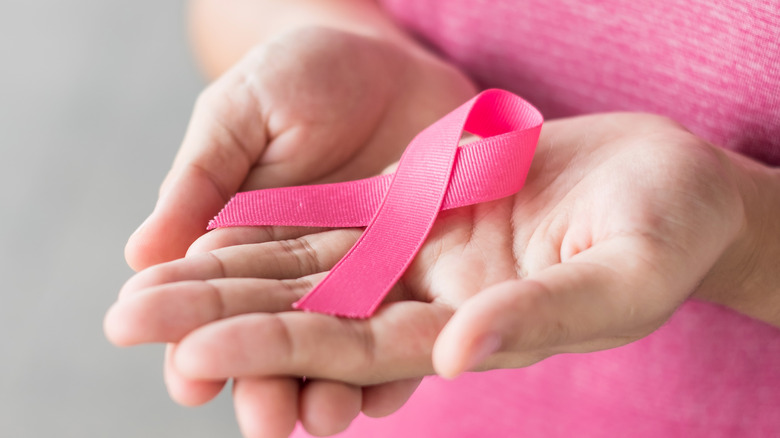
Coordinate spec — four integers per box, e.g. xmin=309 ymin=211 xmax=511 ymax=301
xmin=463 ymin=333 xmax=501 ymax=374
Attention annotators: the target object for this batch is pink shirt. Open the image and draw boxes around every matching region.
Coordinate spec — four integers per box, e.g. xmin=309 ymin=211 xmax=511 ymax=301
xmin=293 ymin=1 xmax=780 ymax=436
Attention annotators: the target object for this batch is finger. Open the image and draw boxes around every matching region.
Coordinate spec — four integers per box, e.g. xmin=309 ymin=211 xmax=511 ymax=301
xmin=174 ymin=300 xmax=453 ymax=385
xmin=120 ymin=229 xmax=360 ymax=299
xmin=432 ymin=237 xmax=684 ymax=378
xmin=118 ymin=254 xmax=224 ymax=300
xmin=164 ymin=344 xmax=226 ymax=406
xmin=107 ymin=227 xmax=362 ymax=346
xmin=125 ymin=68 xmax=268 ymax=271
xmin=234 ymin=376 xmax=299 ymax=438
xmin=186 ymin=225 xmax=329 ymax=255
xmin=105 ymin=277 xmax=313 ymax=346
xmin=299 ymin=380 xmax=362 ymax=436
xmin=361 ymin=378 xmax=422 ymax=418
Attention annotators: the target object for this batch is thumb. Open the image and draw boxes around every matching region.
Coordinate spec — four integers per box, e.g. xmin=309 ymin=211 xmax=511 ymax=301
xmin=432 ymin=237 xmax=687 ymax=378
xmin=125 ymin=68 xmax=267 ymax=271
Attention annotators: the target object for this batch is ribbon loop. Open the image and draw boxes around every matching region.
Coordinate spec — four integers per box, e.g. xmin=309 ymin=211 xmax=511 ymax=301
xmin=209 ymin=89 xmax=543 ymax=318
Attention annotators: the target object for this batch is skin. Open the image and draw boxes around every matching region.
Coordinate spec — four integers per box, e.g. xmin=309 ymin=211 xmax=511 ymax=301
xmin=107 ymin=1 xmax=780 ymax=437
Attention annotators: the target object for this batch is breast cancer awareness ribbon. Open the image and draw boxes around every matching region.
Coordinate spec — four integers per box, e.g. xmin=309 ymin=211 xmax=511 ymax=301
xmin=209 ymin=89 xmax=543 ymax=318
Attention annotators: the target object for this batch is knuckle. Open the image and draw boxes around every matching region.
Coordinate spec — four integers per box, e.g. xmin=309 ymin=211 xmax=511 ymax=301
xmin=517 ymin=281 xmax=573 ymax=348
xmin=277 ymin=237 xmax=322 ymax=276
xmin=202 ymin=280 xmax=227 ymax=320
xmin=270 ymin=315 xmax=298 ymax=369
xmin=279 ymin=276 xmax=315 ymax=299
xmin=341 ymin=321 xmax=378 ymax=382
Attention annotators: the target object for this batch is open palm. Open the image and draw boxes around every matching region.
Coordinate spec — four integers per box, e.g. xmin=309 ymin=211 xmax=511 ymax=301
xmin=107 ymin=112 xmax=745 ymax=437
xmin=118 ymin=26 xmax=476 ymax=437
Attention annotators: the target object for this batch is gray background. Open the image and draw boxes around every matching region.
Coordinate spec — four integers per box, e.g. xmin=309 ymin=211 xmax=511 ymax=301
xmin=0 ymin=1 xmax=241 ymax=436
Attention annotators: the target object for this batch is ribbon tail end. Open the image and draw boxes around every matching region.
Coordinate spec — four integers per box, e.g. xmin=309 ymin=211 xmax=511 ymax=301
xmin=293 ymin=297 xmax=375 ymax=319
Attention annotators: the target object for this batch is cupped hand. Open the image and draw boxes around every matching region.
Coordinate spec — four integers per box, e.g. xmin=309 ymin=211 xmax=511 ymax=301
xmin=125 ymin=26 xmax=476 ymax=271
xmin=107 ymin=112 xmax=750 ymax=436
xmin=116 ymin=26 xmax=476 ymax=437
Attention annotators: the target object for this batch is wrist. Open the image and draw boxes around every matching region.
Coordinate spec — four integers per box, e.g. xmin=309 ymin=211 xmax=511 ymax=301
xmin=697 ymin=148 xmax=780 ymax=326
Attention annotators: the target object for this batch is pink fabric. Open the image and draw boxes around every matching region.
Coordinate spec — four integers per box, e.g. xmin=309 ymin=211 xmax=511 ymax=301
xmin=382 ymin=0 xmax=780 ymax=166
xmin=294 ymin=302 xmax=779 ymax=438
xmin=208 ymin=130 xmax=532 ymax=227
xmin=286 ymin=0 xmax=780 ymax=436
xmin=210 ymin=90 xmax=542 ymax=317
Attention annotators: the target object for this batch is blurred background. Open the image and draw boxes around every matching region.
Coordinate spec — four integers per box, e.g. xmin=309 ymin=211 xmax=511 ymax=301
xmin=0 ymin=1 xmax=241 ymax=436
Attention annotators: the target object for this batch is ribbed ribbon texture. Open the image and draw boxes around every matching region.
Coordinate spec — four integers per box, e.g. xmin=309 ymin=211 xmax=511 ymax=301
xmin=209 ymin=89 xmax=543 ymax=318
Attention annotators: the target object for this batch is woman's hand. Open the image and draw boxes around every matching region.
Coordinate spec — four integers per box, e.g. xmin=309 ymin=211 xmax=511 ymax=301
xmin=107 ymin=112 xmax=777 ymax=436
xmin=125 ymin=26 xmax=476 ymax=271
xmin=117 ymin=26 xmax=476 ymax=437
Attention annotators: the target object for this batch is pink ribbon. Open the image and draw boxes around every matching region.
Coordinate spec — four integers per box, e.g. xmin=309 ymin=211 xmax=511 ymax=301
xmin=209 ymin=89 xmax=543 ymax=318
